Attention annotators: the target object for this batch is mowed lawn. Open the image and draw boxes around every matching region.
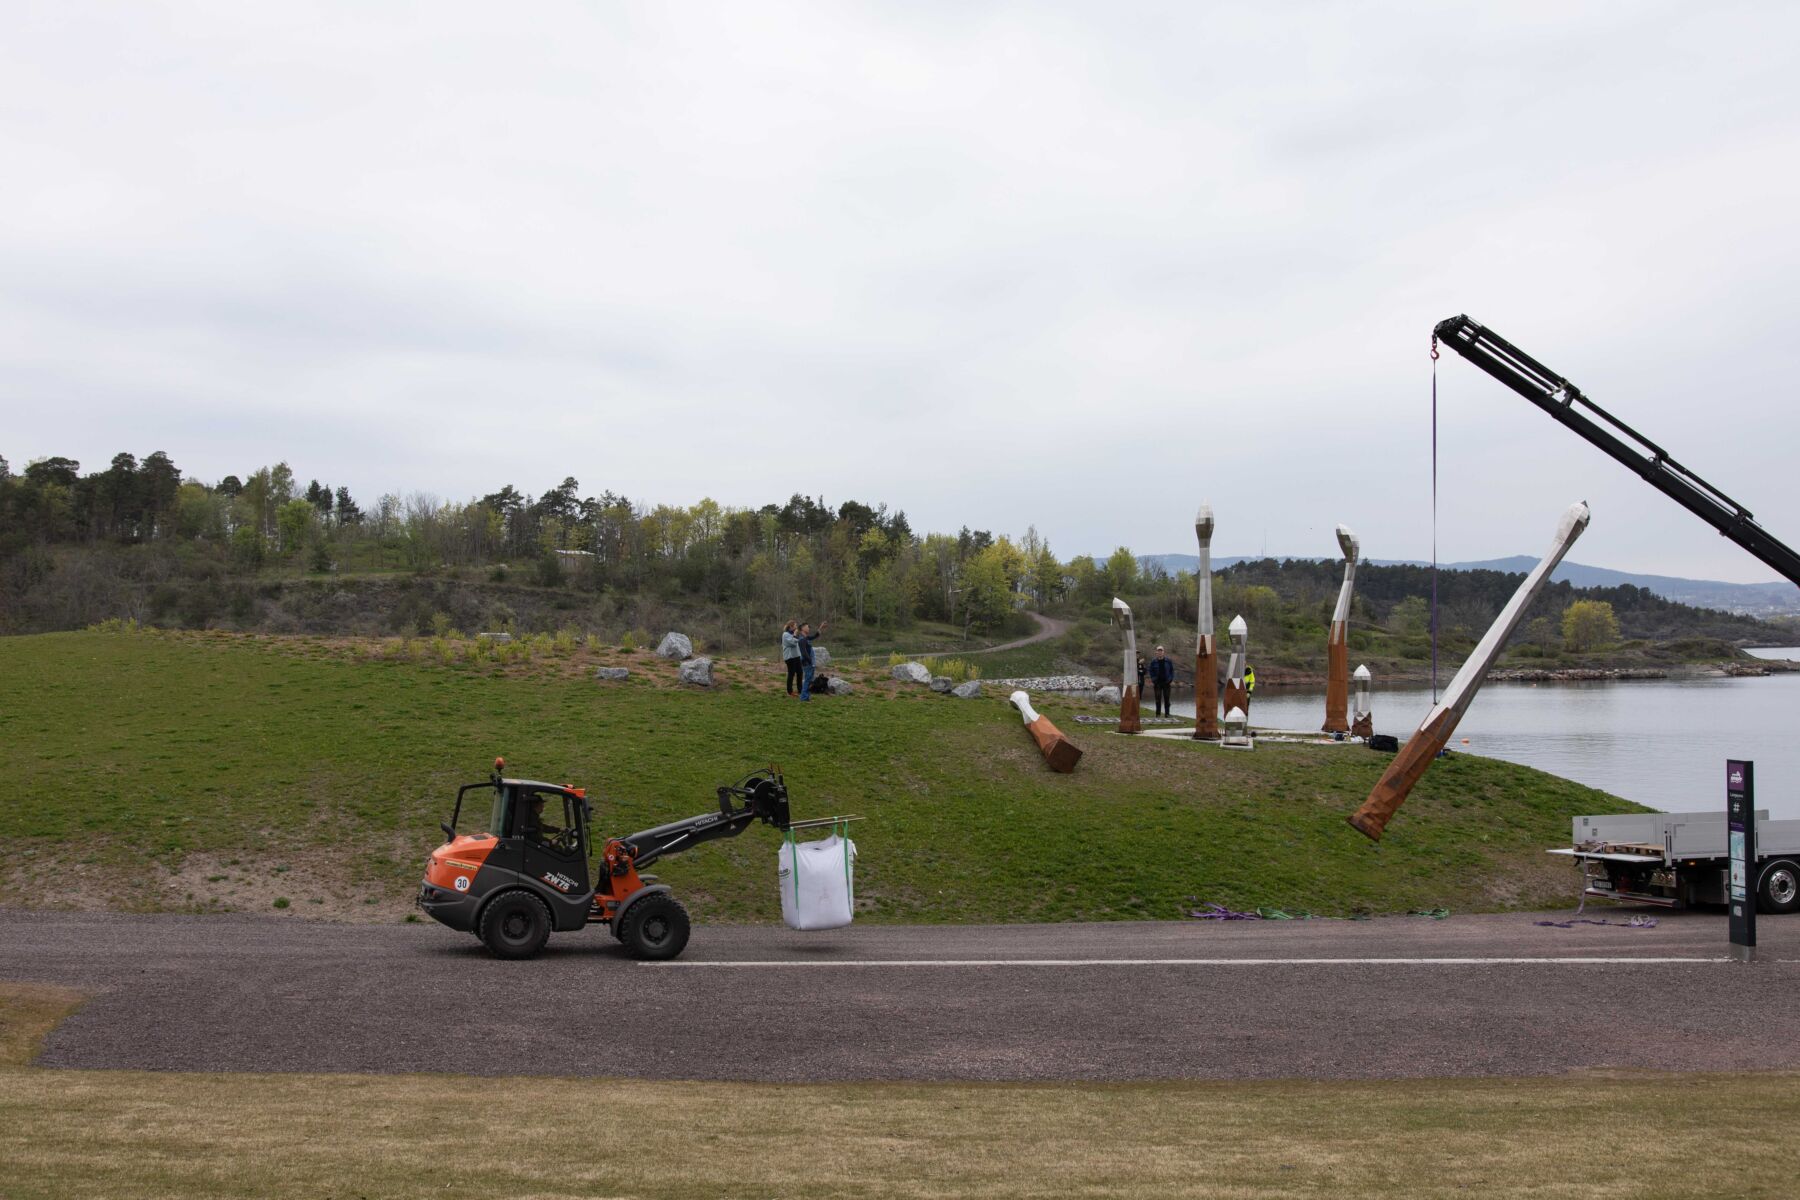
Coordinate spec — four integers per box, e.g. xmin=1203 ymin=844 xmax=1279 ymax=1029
xmin=0 ymin=629 xmax=1634 ymax=922
xmin=2 ymin=984 xmax=1795 ymax=1200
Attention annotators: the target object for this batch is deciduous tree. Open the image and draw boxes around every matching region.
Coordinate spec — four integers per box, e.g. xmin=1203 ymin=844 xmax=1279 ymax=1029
xmin=1562 ymin=599 xmax=1619 ymax=653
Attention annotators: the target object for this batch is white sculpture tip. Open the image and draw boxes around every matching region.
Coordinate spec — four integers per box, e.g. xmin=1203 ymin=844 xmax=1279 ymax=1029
xmin=1228 ymin=614 xmax=1247 ymax=636
xmin=1111 ymin=596 xmax=1131 ymax=615
xmin=1557 ymin=501 xmax=1592 ymax=542
xmin=1008 ymin=690 xmax=1039 ymax=724
xmin=1354 ymin=664 xmax=1371 ymax=680
xmin=1009 ymin=690 xmax=1028 ymax=707
xmin=1195 ymin=504 xmax=1215 ymax=537
xmin=1223 ymin=706 xmax=1247 ymax=723
xmin=1336 ymin=524 xmax=1359 ymax=560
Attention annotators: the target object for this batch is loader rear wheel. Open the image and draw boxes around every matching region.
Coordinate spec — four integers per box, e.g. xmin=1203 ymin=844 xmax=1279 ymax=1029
xmin=618 ymin=893 xmax=690 ymax=961
xmin=1758 ymin=861 xmax=1800 ymax=915
xmin=479 ymin=891 xmax=553 ymax=960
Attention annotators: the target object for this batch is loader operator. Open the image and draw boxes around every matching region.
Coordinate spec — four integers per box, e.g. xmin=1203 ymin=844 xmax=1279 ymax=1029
xmin=520 ymin=794 xmax=563 ymax=846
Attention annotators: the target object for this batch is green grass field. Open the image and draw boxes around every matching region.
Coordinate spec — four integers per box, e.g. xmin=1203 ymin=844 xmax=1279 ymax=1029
xmin=0 ymin=628 xmax=1638 ymax=922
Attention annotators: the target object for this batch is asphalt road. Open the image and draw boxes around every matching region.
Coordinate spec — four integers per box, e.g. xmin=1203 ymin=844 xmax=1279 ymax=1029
xmin=4 ymin=908 xmax=1797 ymax=1083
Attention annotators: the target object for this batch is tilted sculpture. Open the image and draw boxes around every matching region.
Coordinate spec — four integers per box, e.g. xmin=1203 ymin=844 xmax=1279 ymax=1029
xmin=1193 ymin=504 xmax=1219 ymax=740
xmin=1112 ymin=596 xmax=1141 ymax=734
xmin=1348 ymin=501 xmax=1591 ymax=841
xmin=1008 ymin=691 xmax=1084 ymax=773
xmin=1323 ymin=525 xmax=1360 ymax=733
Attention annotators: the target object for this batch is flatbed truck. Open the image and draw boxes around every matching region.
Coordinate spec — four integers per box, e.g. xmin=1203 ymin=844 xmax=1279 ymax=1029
xmin=1553 ymin=812 xmax=1800 ymax=913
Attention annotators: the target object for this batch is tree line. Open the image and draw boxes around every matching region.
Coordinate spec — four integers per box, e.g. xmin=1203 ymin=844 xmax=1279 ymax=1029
xmin=1 ymin=450 xmax=1781 ymax=651
xmin=1 ymin=450 xmax=1087 ymax=635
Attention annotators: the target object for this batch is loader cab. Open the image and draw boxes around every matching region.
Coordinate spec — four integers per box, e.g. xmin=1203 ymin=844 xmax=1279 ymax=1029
xmin=441 ymin=776 xmax=594 ymax=899
xmin=508 ymin=783 xmax=593 ymax=899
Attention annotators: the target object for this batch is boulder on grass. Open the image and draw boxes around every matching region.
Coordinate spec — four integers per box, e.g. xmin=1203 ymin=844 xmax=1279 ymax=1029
xmin=951 ymin=680 xmax=983 ymax=699
xmin=827 ymin=677 xmax=854 ymax=696
xmin=811 ymin=646 xmax=832 ymax=670
xmin=657 ymin=632 xmax=694 ymax=660
xmin=593 ymin=666 xmax=631 ymax=681
xmin=891 ymin=661 xmax=932 ymax=684
xmin=1094 ymin=685 xmax=1121 ymax=704
xmin=929 ymin=676 xmax=953 ymax=693
xmin=678 ymin=657 xmax=714 ymax=687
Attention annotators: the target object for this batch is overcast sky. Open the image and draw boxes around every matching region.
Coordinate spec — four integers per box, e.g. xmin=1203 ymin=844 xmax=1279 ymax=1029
xmin=5 ymin=2 xmax=1798 ymax=581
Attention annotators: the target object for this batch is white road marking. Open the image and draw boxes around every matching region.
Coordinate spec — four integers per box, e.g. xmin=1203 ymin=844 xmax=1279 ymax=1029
xmin=644 ymin=956 xmax=1732 ymax=968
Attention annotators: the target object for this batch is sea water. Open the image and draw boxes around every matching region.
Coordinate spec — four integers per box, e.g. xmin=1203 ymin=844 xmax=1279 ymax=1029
xmin=1166 ymin=648 xmax=1800 ymax=817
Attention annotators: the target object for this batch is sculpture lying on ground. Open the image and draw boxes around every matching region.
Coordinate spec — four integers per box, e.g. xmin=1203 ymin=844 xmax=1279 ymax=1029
xmin=1323 ymin=525 xmax=1359 ymax=733
xmin=1348 ymin=501 xmax=1591 ymax=841
xmin=1112 ymin=596 xmax=1141 ymax=733
xmin=1193 ymin=504 xmax=1219 ymax=740
xmin=1351 ymin=664 xmax=1373 ymax=738
xmin=1008 ymin=691 xmax=1084 ymax=773
xmin=1221 ymin=614 xmax=1249 ymax=717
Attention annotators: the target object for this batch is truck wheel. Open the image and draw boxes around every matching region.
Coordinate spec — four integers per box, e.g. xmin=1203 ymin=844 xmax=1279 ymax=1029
xmin=478 ymin=891 xmax=553 ymax=959
xmin=617 ymin=893 xmax=690 ymax=961
xmin=1758 ymin=861 xmax=1800 ymax=915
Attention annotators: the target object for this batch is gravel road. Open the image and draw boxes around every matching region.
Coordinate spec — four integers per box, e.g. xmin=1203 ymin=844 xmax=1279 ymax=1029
xmin=4 ymin=908 xmax=1796 ymax=1083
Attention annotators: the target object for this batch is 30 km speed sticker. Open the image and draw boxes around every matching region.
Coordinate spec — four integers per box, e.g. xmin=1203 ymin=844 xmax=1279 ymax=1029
xmin=454 ymin=876 xmax=470 ymax=892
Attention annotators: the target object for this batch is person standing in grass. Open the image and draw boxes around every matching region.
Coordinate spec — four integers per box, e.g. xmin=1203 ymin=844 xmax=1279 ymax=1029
xmin=1147 ymin=644 xmax=1176 ymax=716
xmin=797 ymin=620 xmax=827 ymax=701
xmin=781 ymin=620 xmax=803 ymax=698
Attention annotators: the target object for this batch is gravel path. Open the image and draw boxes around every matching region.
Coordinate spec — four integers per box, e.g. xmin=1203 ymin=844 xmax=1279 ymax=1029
xmin=914 ymin=612 xmax=1070 ymax=659
xmin=4 ymin=908 xmax=1796 ymax=1083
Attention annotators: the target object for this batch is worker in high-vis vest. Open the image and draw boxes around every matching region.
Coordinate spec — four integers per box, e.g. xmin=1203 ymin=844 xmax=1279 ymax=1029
xmin=1243 ymin=666 xmax=1256 ymax=707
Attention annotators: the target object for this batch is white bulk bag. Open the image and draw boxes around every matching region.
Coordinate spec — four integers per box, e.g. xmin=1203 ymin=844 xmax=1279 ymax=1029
xmin=778 ymin=831 xmax=856 ymax=931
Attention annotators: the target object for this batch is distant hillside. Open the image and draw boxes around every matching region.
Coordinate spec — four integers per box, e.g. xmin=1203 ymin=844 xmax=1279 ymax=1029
xmin=1141 ymin=553 xmax=1800 ymax=617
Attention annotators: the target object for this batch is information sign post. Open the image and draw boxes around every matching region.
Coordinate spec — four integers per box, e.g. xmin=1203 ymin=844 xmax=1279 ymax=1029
xmin=1727 ymin=759 xmax=1756 ymax=962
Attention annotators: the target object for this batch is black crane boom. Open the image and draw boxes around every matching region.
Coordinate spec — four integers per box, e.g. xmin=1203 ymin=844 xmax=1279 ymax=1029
xmin=1432 ymin=315 xmax=1800 ymax=590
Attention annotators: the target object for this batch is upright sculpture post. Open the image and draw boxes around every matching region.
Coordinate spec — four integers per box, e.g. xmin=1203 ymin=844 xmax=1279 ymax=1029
xmin=1113 ymin=596 xmax=1141 ymax=733
xmin=1323 ymin=525 xmax=1360 ymax=733
xmin=1350 ymin=664 xmax=1373 ymax=738
xmin=1193 ymin=504 xmax=1219 ymax=740
xmin=1221 ymin=614 xmax=1249 ymax=718
xmin=1349 ymin=501 xmax=1591 ymax=841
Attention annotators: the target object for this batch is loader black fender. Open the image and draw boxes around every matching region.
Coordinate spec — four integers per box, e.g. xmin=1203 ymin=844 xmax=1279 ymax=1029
xmin=610 ymin=884 xmax=673 ymax=941
xmin=1757 ymin=860 xmax=1800 ymax=915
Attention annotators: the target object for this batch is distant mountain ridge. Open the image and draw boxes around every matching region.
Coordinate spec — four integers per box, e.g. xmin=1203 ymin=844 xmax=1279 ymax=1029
xmin=1137 ymin=553 xmax=1800 ymax=617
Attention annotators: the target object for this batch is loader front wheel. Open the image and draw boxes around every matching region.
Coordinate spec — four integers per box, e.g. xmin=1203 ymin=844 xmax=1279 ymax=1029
xmin=618 ymin=893 xmax=690 ymax=961
xmin=479 ymin=891 xmax=553 ymax=960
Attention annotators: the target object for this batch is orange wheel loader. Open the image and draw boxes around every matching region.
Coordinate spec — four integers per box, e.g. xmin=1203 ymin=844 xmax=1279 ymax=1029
xmin=417 ymin=758 xmax=791 ymax=960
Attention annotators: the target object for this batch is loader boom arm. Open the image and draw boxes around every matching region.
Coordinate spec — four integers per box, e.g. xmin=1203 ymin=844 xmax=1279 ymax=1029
xmin=1433 ymin=315 xmax=1800 ymax=589
xmin=615 ymin=769 xmax=791 ymax=870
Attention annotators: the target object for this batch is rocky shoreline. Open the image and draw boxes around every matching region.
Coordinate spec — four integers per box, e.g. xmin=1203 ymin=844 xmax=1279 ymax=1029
xmin=1005 ymin=657 xmax=1797 ymax=694
xmin=983 ymin=674 xmax=1109 ymax=693
xmin=1488 ymin=667 xmax=1668 ymax=682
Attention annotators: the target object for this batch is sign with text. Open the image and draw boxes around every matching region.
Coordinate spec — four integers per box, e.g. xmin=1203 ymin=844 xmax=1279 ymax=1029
xmin=1728 ymin=759 xmax=1755 ymax=952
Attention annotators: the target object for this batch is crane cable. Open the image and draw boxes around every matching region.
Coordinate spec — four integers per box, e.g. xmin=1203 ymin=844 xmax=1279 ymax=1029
xmin=1430 ymin=335 xmax=1440 ymax=704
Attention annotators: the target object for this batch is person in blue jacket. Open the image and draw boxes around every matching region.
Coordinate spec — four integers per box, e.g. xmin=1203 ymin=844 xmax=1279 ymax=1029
xmin=797 ymin=620 xmax=828 ymax=701
xmin=1147 ymin=644 xmax=1177 ymax=716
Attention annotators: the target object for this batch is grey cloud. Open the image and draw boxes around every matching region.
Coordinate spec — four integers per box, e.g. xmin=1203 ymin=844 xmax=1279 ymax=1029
xmin=2 ymin=1 xmax=1798 ymax=581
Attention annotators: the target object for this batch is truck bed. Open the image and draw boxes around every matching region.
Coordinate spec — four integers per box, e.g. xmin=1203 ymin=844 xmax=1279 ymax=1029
xmin=1570 ymin=810 xmax=1800 ymax=862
